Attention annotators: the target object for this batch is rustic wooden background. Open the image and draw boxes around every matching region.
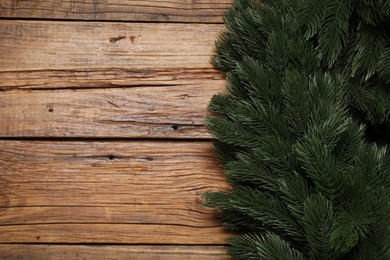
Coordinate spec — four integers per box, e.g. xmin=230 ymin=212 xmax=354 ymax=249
xmin=0 ymin=1 xmax=232 ymax=259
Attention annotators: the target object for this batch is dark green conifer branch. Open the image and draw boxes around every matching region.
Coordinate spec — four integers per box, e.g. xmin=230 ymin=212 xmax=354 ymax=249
xmin=295 ymin=0 xmax=390 ymax=135
xmin=205 ymin=0 xmax=390 ymax=258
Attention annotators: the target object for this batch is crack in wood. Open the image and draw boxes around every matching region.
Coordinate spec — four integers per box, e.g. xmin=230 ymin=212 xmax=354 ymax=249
xmin=107 ymin=101 xmax=120 ymax=109
xmin=109 ymin=35 xmax=126 ymax=43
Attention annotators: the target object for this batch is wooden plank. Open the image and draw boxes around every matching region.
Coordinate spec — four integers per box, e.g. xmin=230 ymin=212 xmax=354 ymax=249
xmin=0 ymin=0 xmax=230 ymax=23
xmin=0 ymin=224 xmax=229 ymax=244
xmin=0 ymin=83 xmax=224 ymax=138
xmin=0 ymin=20 xmax=224 ymax=72
xmin=0 ymin=68 xmax=224 ymax=90
xmin=0 ymin=245 xmax=231 ymax=260
xmin=0 ymin=140 xmax=230 ymax=244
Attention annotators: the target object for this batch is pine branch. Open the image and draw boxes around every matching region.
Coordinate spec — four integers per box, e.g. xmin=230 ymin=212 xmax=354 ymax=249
xmin=205 ymin=0 xmax=390 ymax=258
xmin=317 ymin=0 xmax=352 ymax=66
xmin=228 ymin=233 xmax=305 ymax=260
xmin=294 ymin=0 xmax=325 ymax=39
xmin=302 ymin=194 xmax=339 ymax=259
xmin=351 ymin=23 xmax=386 ymax=80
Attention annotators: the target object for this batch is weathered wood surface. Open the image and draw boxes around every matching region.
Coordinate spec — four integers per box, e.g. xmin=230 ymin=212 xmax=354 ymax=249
xmin=0 ymin=20 xmax=227 ymax=139
xmin=0 ymin=245 xmax=231 ymax=260
xmin=0 ymin=140 xmax=229 ymax=244
xmin=0 ymin=84 xmax=224 ymax=138
xmin=0 ymin=0 xmax=230 ymax=23
xmin=0 ymin=224 xmax=228 ymax=244
xmin=0 ymin=20 xmax=224 ymax=71
xmin=0 ymin=1 xmax=231 ymax=257
xmin=0 ymin=68 xmax=224 ymax=90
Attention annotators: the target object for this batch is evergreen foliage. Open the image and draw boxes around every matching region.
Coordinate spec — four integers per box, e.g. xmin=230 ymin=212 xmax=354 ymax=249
xmin=204 ymin=0 xmax=390 ymax=258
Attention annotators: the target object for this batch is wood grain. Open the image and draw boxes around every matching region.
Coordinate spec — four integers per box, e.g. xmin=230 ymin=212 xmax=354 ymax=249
xmin=0 ymin=68 xmax=224 ymax=90
xmin=0 ymin=0 xmax=230 ymax=23
xmin=0 ymin=224 xmax=229 ymax=244
xmin=0 ymin=140 xmax=230 ymax=244
xmin=0 ymin=3 xmax=232 ymax=255
xmin=0 ymin=82 xmax=224 ymax=138
xmin=0 ymin=20 xmax=224 ymax=72
xmin=0 ymin=245 xmax=231 ymax=259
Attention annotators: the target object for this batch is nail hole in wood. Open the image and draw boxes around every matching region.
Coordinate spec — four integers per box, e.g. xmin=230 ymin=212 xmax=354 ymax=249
xmin=130 ymin=35 xmax=136 ymax=44
xmin=108 ymin=155 xmax=116 ymax=160
xmin=171 ymin=125 xmax=179 ymax=130
xmin=48 ymin=108 xmax=54 ymax=113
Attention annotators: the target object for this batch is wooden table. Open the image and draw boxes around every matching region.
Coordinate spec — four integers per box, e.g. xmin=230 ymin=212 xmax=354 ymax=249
xmin=0 ymin=1 xmax=232 ymax=258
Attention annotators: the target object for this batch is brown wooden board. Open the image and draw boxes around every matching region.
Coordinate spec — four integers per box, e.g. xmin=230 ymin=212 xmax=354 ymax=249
xmin=0 ymin=20 xmax=224 ymax=71
xmin=0 ymin=140 xmax=230 ymax=244
xmin=0 ymin=224 xmax=229 ymax=244
xmin=0 ymin=0 xmax=230 ymax=23
xmin=0 ymin=83 xmax=224 ymax=138
xmin=0 ymin=245 xmax=230 ymax=260
xmin=0 ymin=68 xmax=224 ymax=90
xmin=0 ymin=2 xmax=232 ymax=256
